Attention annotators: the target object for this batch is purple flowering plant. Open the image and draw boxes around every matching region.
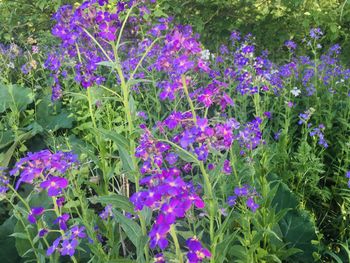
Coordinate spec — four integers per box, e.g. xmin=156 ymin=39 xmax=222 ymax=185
xmin=2 ymin=0 xmax=350 ymax=261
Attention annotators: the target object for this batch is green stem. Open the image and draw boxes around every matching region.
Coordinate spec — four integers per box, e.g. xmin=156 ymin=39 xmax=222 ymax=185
xmin=170 ymin=225 xmax=183 ymax=263
xmin=6 ymin=197 xmax=40 ymax=261
xmin=52 ymin=197 xmax=78 ymax=263
xmin=181 ymin=75 xmax=197 ymax=123
xmin=113 ymin=47 xmax=149 ymax=262
xmin=181 ymin=73 xmax=216 ymax=259
xmin=87 ymin=87 xmax=109 ymax=194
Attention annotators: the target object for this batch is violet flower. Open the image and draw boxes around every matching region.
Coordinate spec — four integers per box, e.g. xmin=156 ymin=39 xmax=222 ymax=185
xmin=40 ymin=176 xmax=68 ymax=196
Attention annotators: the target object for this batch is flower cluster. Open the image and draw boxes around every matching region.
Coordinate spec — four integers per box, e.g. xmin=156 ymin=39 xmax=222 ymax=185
xmin=310 ymin=124 xmax=328 ymax=148
xmin=228 ymin=185 xmax=260 ymax=212
xmin=237 ymin=117 xmax=264 ymax=154
xmin=46 ymin=0 xmax=155 ymax=100
xmin=131 ymin=166 xmax=204 ymax=249
xmin=10 ymin=149 xmax=77 ymax=190
xmin=47 ymin=225 xmax=87 ymax=257
xmin=7 ymin=150 xmax=86 ymax=257
xmin=298 ymin=108 xmax=315 ymax=125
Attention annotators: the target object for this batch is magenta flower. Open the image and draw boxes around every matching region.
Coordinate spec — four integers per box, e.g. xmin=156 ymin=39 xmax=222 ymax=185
xmin=40 ymin=176 xmax=68 ymax=196
xmin=149 ymin=222 xmax=170 ymax=250
xmin=186 ymin=237 xmax=211 ymax=263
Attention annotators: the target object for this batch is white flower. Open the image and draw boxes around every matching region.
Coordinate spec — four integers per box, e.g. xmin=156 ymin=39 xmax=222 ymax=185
xmin=201 ymin=49 xmax=210 ymax=60
xmin=291 ymin=87 xmax=301 ymax=97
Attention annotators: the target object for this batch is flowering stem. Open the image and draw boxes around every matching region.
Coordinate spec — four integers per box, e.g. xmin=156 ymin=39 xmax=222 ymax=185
xmin=181 ymin=73 xmax=216 ymax=259
xmin=170 ymin=225 xmax=183 ymax=263
xmin=113 ymin=47 xmax=149 ymax=262
xmin=181 ymin=75 xmax=197 ymax=123
xmin=52 ymin=196 xmax=78 ymax=263
xmin=199 ymin=162 xmax=216 ymax=260
xmin=7 ymin=184 xmax=31 ymax=211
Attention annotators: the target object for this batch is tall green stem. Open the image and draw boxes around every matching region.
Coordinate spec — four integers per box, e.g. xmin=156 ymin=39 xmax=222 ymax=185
xmin=170 ymin=225 xmax=184 ymax=263
xmin=181 ymin=74 xmax=216 ymax=260
xmin=114 ymin=48 xmax=149 ymax=261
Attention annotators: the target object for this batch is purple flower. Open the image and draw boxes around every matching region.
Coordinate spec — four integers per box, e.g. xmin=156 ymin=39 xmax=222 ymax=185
xmin=47 ymin=236 xmax=62 ymax=256
xmin=285 ymin=40 xmax=297 ymax=50
xmin=137 ymin=111 xmax=148 ymax=120
xmin=165 ymin=152 xmax=178 ymax=165
xmin=99 ymin=204 xmax=114 ymax=220
xmin=264 ymin=111 xmax=272 ymax=119
xmin=28 ymin=207 xmax=44 ymax=224
xmin=310 ymin=28 xmax=323 ymax=39
xmin=234 ymin=186 xmax=249 ymax=197
xmin=173 ymin=55 xmax=194 ymax=74
xmin=222 ymin=160 xmax=232 ymax=175
xmin=39 ymin=229 xmax=48 ymax=237
xmin=40 ymin=176 xmax=68 ymax=196
xmin=0 ymin=171 xmax=9 ymax=196
xmin=61 ymin=238 xmax=78 ymax=256
xmin=246 ymin=197 xmax=259 ymax=212
xmin=186 ymin=237 xmax=211 ymax=263
xmin=227 ymin=195 xmax=237 ymax=207
xmin=309 ymin=124 xmax=328 ymax=148
xmin=54 ymin=213 xmax=70 ymax=231
xmin=149 ymin=222 xmax=170 ymax=250
xmin=56 ymin=197 xmax=65 ymax=207
xmin=194 ymin=145 xmax=208 ymax=161
xmin=154 ymin=253 xmax=166 ymax=263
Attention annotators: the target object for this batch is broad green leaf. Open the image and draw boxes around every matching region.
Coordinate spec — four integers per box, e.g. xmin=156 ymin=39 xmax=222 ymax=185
xmin=89 ymin=194 xmax=134 ymax=213
xmin=14 ymin=220 xmax=36 ymax=257
xmin=136 ymin=235 xmax=148 ymax=263
xmin=0 ymin=83 xmax=34 ymax=113
xmin=113 ymin=210 xmax=141 ymax=247
xmin=0 ymin=217 xmax=20 ymax=263
xmin=0 ymin=130 xmax=14 ymax=149
xmin=36 ymin=96 xmax=74 ymax=131
xmin=99 ymin=129 xmax=129 ymax=150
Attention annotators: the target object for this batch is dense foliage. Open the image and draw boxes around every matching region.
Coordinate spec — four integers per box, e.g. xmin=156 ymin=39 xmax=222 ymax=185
xmin=0 ymin=0 xmax=350 ymax=263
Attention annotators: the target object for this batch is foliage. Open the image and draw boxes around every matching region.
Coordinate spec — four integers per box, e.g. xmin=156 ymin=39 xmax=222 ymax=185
xmin=0 ymin=0 xmax=349 ymax=263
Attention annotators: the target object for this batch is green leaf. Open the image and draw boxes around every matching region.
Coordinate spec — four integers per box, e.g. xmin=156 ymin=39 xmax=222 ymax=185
xmin=0 ymin=130 xmax=14 ymax=149
xmin=0 ymin=83 xmax=34 ymax=113
xmin=89 ymin=194 xmax=134 ymax=213
xmin=113 ymin=210 xmax=141 ymax=247
xmin=36 ymin=96 xmax=74 ymax=131
xmin=107 ymin=260 xmax=135 ymax=263
xmin=136 ymin=235 xmax=148 ymax=263
xmin=97 ymin=61 xmax=116 ymax=68
xmin=0 ymin=217 xmax=20 ymax=263
xmin=99 ymin=129 xmax=129 ymax=150
xmin=14 ymin=220 xmax=36 ymax=257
